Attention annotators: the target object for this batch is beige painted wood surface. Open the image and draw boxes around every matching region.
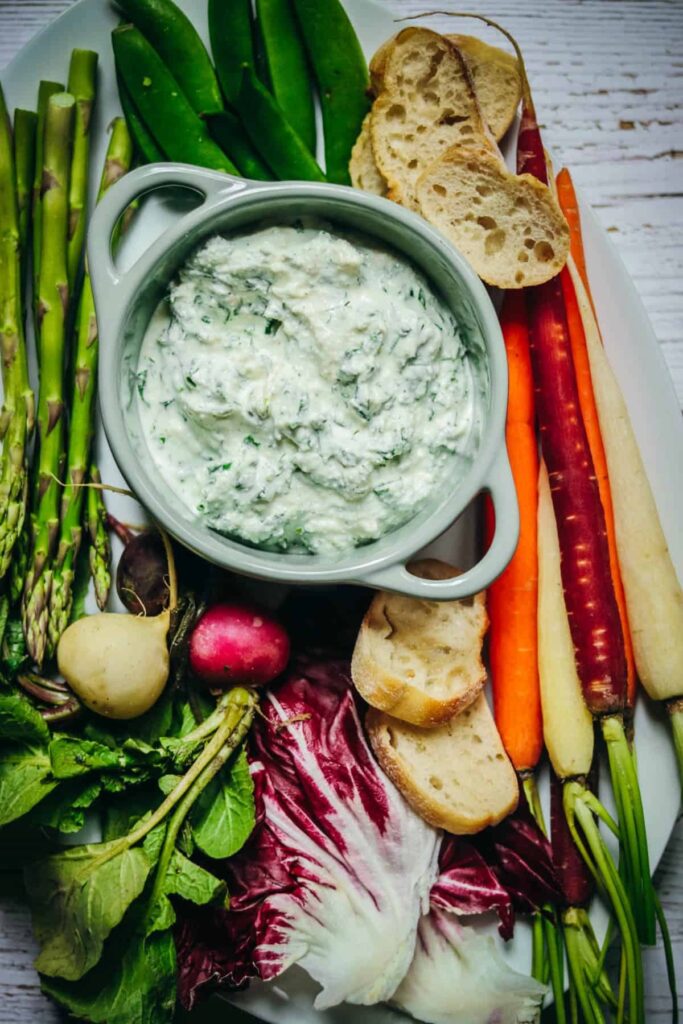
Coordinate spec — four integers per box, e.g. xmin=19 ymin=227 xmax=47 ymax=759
xmin=1 ymin=0 xmax=681 ymax=1021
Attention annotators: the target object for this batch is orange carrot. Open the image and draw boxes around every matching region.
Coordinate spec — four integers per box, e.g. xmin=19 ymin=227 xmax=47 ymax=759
xmin=556 ymin=167 xmax=593 ymax=310
xmin=557 ymin=173 xmax=637 ymax=710
xmin=486 ymin=291 xmax=541 ymax=773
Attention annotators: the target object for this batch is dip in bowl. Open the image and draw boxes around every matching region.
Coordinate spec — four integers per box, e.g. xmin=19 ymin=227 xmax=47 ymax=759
xmin=89 ymin=164 xmax=517 ymax=600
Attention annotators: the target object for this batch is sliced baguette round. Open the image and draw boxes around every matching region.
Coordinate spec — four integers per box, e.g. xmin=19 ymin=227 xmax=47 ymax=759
xmin=446 ymin=34 xmax=522 ymax=141
xmin=349 ymin=113 xmax=387 ymax=196
xmin=370 ymin=27 xmax=494 ymax=210
xmin=371 ymin=31 xmax=521 ymax=143
xmin=416 ymin=144 xmax=570 ymax=288
xmin=366 ymin=695 xmax=519 ymax=835
xmin=351 ymin=559 xmax=487 ymax=727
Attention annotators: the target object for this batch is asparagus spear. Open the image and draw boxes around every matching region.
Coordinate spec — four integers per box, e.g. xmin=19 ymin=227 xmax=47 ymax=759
xmin=86 ymin=466 xmax=111 ymax=611
xmin=66 ymin=50 xmax=98 ymax=289
xmin=31 ymin=81 xmax=63 ymax=335
xmin=48 ymin=119 xmax=133 ymax=651
xmin=6 ymin=109 xmax=38 ymax=598
xmin=13 ymin=108 xmax=37 ymax=290
xmin=0 ymin=86 xmax=34 ymax=579
xmin=22 ymin=92 xmax=75 ymax=666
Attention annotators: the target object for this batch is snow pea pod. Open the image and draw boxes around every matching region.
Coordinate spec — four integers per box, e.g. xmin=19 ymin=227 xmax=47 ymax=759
xmin=115 ymin=72 xmax=163 ymax=164
xmin=207 ymin=111 xmax=274 ymax=181
xmin=290 ymin=0 xmax=369 ymax=184
xmin=208 ymin=0 xmax=257 ymax=105
xmin=115 ymin=0 xmax=223 ymax=115
xmin=255 ymin=0 xmax=316 ymax=153
xmin=234 ymin=66 xmax=325 ymax=182
xmin=112 ymin=25 xmax=237 ymax=173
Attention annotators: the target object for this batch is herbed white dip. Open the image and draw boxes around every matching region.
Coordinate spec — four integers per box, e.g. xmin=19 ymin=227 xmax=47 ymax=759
xmin=136 ymin=220 xmax=485 ymax=555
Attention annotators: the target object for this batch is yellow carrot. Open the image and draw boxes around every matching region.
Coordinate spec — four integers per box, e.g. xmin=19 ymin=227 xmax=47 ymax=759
xmin=537 ymin=461 xmax=595 ymax=781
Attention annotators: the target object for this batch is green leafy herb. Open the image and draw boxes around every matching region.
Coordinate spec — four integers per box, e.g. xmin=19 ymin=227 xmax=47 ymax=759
xmin=102 ymin=786 xmax=160 ymax=843
xmin=2 ymin=617 xmax=28 ymax=673
xmin=29 ymin=778 xmax=104 ymax=835
xmin=0 ymin=744 xmax=57 ymax=826
xmin=28 ymin=841 xmax=151 ymax=980
xmin=0 ymin=690 xmax=50 ymax=744
xmin=147 ymin=847 xmax=226 ymax=934
xmin=17 ymin=688 xmax=258 ymax=1024
xmin=49 ymin=736 xmax=128 ymax=778
xmin=191 ymin=746 xmax=255 ymax=859
xmin=42 ymin=905 xmax=177 ymax=1024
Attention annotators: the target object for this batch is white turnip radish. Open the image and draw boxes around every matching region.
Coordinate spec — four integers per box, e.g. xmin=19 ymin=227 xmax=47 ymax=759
xmin=57 ymin=529 xmax=177 ymax=719
xmin=57 ymin=610 xmax=171 ymax=719
xmin=189 ymin=602 xmax=290 ymax=688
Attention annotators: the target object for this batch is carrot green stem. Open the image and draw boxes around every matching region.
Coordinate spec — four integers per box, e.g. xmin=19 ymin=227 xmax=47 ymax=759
xmin=531 ymin=914 xmax=547 ymax=985
xmin=617 ymin=946 xmax=627 ymax=1024
xmin=522 ymin=775 xmax=554 ymax=993
xmin=666 ymin=700 xmax=683 ymax=789
xmin=654 ymin=892 xmax=679 ymax=1024
xmin=568 ymin=974 xmax=579 ymax=1024
xmin=564 ymin=781 xmax=644 ymax=1024
xmin=602 ymin=715 xmax=657 ymax=945
xmin=563 ymin=913 xmax=604 ymax=1024
xmin=522 ymin=773 xmax=546 ymax=831
xmin=543 ymin=914 xmax=567 ymax=1024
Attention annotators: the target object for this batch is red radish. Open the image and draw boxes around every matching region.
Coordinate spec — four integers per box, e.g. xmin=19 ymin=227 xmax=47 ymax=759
xmin=189 ymin=603 xmax=290 ymax=688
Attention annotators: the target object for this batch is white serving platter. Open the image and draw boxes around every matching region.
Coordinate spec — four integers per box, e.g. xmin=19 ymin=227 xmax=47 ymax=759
xmin=3 ymin=1 xmax=682 ymax=1021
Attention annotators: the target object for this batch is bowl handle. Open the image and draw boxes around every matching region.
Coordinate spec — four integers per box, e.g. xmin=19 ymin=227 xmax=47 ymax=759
xmin=358 ymin=448 xmax=520 ymax=601
xmin=87 ymin=162 xmax=250 ymax=294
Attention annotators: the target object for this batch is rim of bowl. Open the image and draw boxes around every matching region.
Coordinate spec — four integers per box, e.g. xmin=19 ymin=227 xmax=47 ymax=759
xmin=96 ymin=177 xmax=508 ymax=584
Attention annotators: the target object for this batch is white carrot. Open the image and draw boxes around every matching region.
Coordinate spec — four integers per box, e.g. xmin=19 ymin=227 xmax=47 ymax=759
xmin=537 ymin=461 xmax=595 ymax=781
xmin=568 ymin=260 xmax=683 ymax=709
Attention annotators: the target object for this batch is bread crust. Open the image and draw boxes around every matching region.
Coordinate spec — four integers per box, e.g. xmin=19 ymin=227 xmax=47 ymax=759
xmin=351 ymin=559 xmax=487 ymax=727
xmin=446 ymin=34 xmax=522 ymax=141
xmin=369 ymin=28 xmax=493 ymax=211
xmin=370 ymin=29 xmax=521 ymax=142
xmin=349 ymin=113 xmax=387 ymax=195
xmin=416 ymin=144 xmax=570 ymax=288
xmin=366 ymin=700 xmax=520 ymax=835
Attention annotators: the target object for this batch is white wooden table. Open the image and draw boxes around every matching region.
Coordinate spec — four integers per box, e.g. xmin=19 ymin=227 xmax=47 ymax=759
xmin=1 ymin=0 xmax=681 ymax=1021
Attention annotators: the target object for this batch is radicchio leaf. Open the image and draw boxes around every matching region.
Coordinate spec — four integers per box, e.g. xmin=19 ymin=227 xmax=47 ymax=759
xmin=176 ymin=658 xmax=549 ymax=1014
xmin=431 ymin=836 xmax=514 ymax=940
xmin=483 ymin=808 xmax=563 ymax=915
xmin=179 ymin=658 xmax=440 ymax=1010
xmin=391 ymin=909 xmax=546 ymax=1024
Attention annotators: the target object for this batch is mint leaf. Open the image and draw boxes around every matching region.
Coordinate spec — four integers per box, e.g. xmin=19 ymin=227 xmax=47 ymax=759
xmin=42 ymin=905 xmax=176 ymax=1024
xmin=0 ymin=691 xmax=49 ymax=744
xmin=0 ymin=744 xmax=57 ymax=826
xmin=191 ymin=746 xmax=255 ymax=859
xmin=26 ymin=841 xmax=151 ymax=980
